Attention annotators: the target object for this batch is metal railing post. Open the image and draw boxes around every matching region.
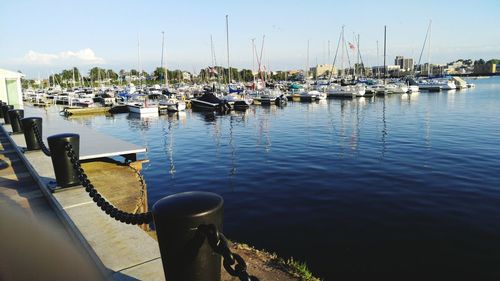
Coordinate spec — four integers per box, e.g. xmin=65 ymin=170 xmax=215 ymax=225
xmin=47 ymin=133 xmax=80 ymax=188
xmin=21 ymin=117 xmax=43 ymax=150
xmin=152 ymin=191 xmax=223 ymax=281
xmin=8 ymin=109 xmax=24 ymax=133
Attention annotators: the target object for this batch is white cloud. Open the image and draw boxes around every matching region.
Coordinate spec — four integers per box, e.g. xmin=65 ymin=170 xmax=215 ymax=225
xmin=24 ymin=50 xmax=58 ymax=64
xmin=23 ymin=48 xmax=105 ymax=65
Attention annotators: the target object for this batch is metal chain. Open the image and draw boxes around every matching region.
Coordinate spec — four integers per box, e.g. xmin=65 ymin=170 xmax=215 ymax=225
xmin=32 ymin=122 xmax=52 ymax=156
xmin=65 ymin=143 xmax=152 ymax=225
xmin=16 ymin=114 xmax=23 ymax=128
xmin=199 ymin=224 xmax=260 ymax=281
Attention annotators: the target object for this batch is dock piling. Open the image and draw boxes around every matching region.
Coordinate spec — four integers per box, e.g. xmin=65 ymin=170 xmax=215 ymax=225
xmin=8 ymin=109 xmax=24 ymax=133
xmin=152 ymin=191 xmax=224 ymax=281
xmin=2 ymin=105 xmax=14 ymax=124
xmin=21 ymin=117 xmax=43 ymax=150
xmin=47 ymin=133 xmax=80 ymax=189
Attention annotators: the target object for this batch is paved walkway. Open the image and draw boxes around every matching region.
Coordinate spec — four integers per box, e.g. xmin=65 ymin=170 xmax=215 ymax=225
xmin=0 ymin=128 xmax=106 ymax=281
xmin=0 ymin=130 xmax=57 ymax=222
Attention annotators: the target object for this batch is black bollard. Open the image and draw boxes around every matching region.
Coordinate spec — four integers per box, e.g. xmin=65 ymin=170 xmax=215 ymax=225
xmin=0 ymin=101 xmax=3 ymax=118
xmin=2 ymin=105 xmax=14 ymax=124
xmin=21 ymin=117 xmax=43 ymax=150
xmin=152 ymin=191 xmax=223 ymax=281
xmin=47 ymin=133 xmax=80 ymax=188
xmin=8 ymin=109 xmax=24 ymax=133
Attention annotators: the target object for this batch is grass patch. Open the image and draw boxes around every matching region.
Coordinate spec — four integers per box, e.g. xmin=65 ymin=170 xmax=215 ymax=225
xmin=285 ymin=257 xmax=317 ymax=280
xmin=233 ymin=242 xmax=322 ymax=281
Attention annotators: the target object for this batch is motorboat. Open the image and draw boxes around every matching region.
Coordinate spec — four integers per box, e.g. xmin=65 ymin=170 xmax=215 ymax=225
xmin=191 ymin=91 xmax=231 ymax=111
xmin=223 ymin=93 xmax=253 ymax=110
xmin=127 ymin=103 xmax=159 ymax=115
xmin=159 ymin=98 xmax=186 ymax=112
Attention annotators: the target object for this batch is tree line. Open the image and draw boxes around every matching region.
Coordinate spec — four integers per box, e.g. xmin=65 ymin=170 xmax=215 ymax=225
xmin=22 ymin=65 xmax=297 ymax=89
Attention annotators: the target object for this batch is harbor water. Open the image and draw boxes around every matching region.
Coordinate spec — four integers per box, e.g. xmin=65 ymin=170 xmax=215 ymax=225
xmin=38 ymin=77 xmax=500 ymax=280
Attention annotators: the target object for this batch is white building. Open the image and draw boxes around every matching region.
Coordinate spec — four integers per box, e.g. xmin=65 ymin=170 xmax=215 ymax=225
xmin=0 ymin=69 xmax=24 ymax=108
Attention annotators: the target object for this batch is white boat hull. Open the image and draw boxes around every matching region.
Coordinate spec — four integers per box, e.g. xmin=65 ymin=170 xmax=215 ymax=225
xmin=128 ymin=105 xmax=159 ymax=114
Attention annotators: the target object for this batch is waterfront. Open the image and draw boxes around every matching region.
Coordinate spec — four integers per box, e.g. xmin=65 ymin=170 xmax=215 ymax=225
xmin=32 ymin=77 xmax=500 ymax=280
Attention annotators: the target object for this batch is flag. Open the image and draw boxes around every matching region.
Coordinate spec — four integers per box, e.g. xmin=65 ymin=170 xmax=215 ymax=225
xmin=348 ymin=42 xmax=356 ymax=50
xmin=208 ymin=67 xmax=218 ymax=75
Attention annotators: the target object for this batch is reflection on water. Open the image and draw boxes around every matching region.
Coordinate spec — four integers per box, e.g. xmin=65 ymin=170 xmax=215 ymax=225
xmin=25 ymin=78 xmax=500 ymax=280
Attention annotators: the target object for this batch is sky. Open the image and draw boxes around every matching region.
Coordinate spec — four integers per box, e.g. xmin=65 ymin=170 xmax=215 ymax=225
xmin=1 ymin=0 xmax=499 ymax=78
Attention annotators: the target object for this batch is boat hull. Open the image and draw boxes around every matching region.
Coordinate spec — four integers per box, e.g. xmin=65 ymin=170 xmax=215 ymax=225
xmin=128 ymin=105 xmax=158 ymax=114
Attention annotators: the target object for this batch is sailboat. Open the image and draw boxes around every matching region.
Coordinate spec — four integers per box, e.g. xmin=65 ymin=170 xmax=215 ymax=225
xmin=128 ymin=36 xmax=159 ymax=115
xmin=158 ymin=31 xmax=186 ymax=112
xmin=222 ymin=15 xmax=253 ymax=109
xmin=326 ymin=26 xmax=365 ymax=98
xmin=416 ymin=20 xmax=456 ymax=92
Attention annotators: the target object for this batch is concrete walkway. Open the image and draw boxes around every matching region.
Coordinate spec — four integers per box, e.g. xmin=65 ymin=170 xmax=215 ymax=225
xmin=2 ymin=117 xmax=165 ymax=281
xmin=0 ymin=128 xmax=107 ymax=281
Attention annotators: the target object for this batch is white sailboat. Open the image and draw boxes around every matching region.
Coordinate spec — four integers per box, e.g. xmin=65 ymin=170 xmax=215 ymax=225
xmin=128 ymin=37 xmax=158 ymax=115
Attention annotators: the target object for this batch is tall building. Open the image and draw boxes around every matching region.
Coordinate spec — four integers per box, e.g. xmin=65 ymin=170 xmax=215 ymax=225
xmin=395 ymin=56 xmax=404 ymax=68
xmin=402 ymin=58 xmax=414 ymax=72
xmin=394 ymin=56 xmax=414 ymax=72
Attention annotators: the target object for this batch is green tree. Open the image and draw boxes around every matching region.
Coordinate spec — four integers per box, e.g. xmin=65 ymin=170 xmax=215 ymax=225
xmin=106 ymin=69 xmax=118 ymax=81
xmin=152 ymin=67 xmax=166 ymax=81
xmin=59 ymin=67 xmax=81 ymax=86
xmin=474 ymin=59 xmax=486 ymax=65
xmin=239 ymin=69 xmax=254 ymax=82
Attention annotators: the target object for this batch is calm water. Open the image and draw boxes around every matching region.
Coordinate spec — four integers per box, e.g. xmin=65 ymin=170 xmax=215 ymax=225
xmin=45 ymin=78 xmax=500 ymax=280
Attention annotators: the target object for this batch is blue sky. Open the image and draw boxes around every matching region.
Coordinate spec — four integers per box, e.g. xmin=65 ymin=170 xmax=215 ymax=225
xmin=1 ymin=0 xmax=499 ymax=78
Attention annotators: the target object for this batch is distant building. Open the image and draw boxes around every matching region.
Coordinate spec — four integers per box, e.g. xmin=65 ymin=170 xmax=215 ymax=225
xmin=372 ymin=65 xmax=401 ymax=76
xmin=310 ymin=64 xmax=336 ymax=78
xmin=402 ymin=58 xmax=414 ymax=72
xmin=395 ymin=56 xmax=404 ymax=67
xmin=394 ymin=56 xmax=414 ymax=72
xmin=0 ymin=69 xmax=24 ymax=108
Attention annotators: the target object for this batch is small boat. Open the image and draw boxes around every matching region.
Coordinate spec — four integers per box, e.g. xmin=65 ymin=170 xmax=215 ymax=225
xmin=256 ymin=88 xmax=287 ymax=106
xmin=408 ymin=85 xmax=420 ymax=92
xmin=159 ymin=98 xmax=186 ymax=112
xmin=299 ymin=90 xmax=318 ymax=102
xmin=127 ymin=103 xmax=159 ymax=114
xmin=385 ymin=83 xmax=409 ymax=94
xmin=191 ymin=92 xmax=231 ymax=111
xmin=223 ymin=93 xmax=253 ymax=110
xmin=315 ymin=91 xmax=327 ymax=100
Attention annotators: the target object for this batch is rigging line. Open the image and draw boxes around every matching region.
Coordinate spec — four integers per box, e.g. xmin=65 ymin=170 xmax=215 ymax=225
xmin=328 ymin=26 xmax=343 ymax=82
xmin=417 ymin=20 xmax=431 ymax=66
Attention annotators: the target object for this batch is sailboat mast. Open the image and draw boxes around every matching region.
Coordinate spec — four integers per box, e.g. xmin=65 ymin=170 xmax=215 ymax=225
xmin=251 ymin=38 xmax=255 ymax=85
xmin=163 ymin=32 xmax=169 ymax=88
xmin=226 ymin=15 xmax=231 ymax=84
xmin=137 ymin=36 xmax=142 ymax=88
xmin=341 ymin=26 xmax=345 ymax=77
xmin=427 ymin=20 xmax=432 ymax=77
xmin=306 ymin=39 xmax=310 ymax=80
xmin=259 ymin=35 xmax=265 ymax=83
xmin=383 ymin=25 xmax=387 ymax=82
xmin=72 ymin=67 xmax=75 ymax=88
xmin=376 ymin=40 xmax=379 ymax=78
